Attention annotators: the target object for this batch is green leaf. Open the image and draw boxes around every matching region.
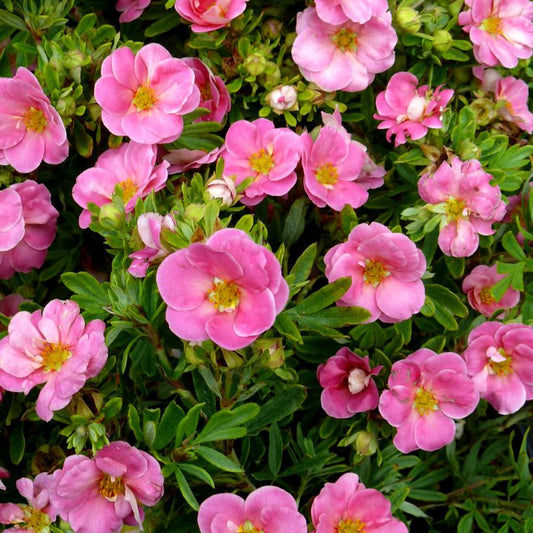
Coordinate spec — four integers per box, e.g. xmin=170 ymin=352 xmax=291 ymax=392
xmin=143 ymin=420 xmax=157 ymax=447
xmin=399 ymin=501 xmax=429 ymax=518
xmin=444 ymin=256 xmax=465 ymax=278
xmin=289 ymin=243 xmax=317 ymax=287
xmin=144 ymin=13 xmax=181 ymax=37
xmin=179 ymin=464 xmax=214 ymax=488
xmin=9 ymin=424 xmax=25 ymax=465
xmin=426 ymin=284 xmax=469 ymax=317
xmin=176 ymin=403 xmax=204 ymax=445
xmin=296 ymin=306 xmax=371 ymax=329
xmin=61 ymin=272 xmax=111 ymax=318
xmin=76 ymin=13 xmax=97 ymax=34
xmin=458 ymin=513 xmax=474 ymax=533
xmin=196 ymin=445 xmax=243 ymax=472
xmin=502 ymin=231 xmax=526 ymax=261
xmin=268 ymin=423 xmax=283 ymax=476
xmin=153 ymin=402 xmax=185 ymax=451
xmin=282 ymin=198 xmax=308 ymax=248
xmin=197 ymin=365 xmax=221 ymax=399
xmin=127 ymin=405 xmax=143 ymax=441
xmin=193 ymin=404 xmax=258 ymax=444
xmin=101 ymin=397 xmax=123 ymax=420
xmin=174 ymin=467 xmax=199 ymax=510
xmin=0 ymin=9 xmax=26 ymax=31
xmin=290 ymin=277 xmax=351 ymax=315
xmin=274 ymin=313 xmax=303 ymax=344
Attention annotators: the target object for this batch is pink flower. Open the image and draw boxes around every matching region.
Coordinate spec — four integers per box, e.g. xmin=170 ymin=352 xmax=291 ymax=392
xmin=221 ymin=118 xmax=302 ymax=206
xmin=116 ymin=0 xmax=151 ymax=22
xmin=163 ymin=146 xmax=222 ymax=174
xmin=50 ymin=441 xmax=164 ymax=533
xmin=174 ymin=0 xmax=249 ymax=33
xmin=379 ymin=349 xmax=479 ymax=453
xmin=72 ymin=141 xmax=169 ymax=229
xmin=128 ymin=212 xmax=176 ymax=278
xmin=0 ymin=67 xmax=68 ymax=173
xmin=0 ymin=467 xmax=8 ymax=491
xmin=324 ymin=222 xmax=426 ymax=323
xmin=458 ymin=0 xmax=533 ymax=68
xmin=0 ymin=299 xmax=107 ymax=422
xmin=311 ymin=473 xmax=408 ymax=533
xmin=0 ymin=180 xmax=59 ymax=280
xmin=317 ymin=347 xmax=382 ymax=418
xmin=183 ymin=58 xmax=231 ymax=123
xmin=0 ymin=294 xmax=25 ymax=318
xmin=156 ymin=228 xmax=289 ymax=350
xmin=462 ymin=264 xmax=520 ymax=317
xmin=94 ymin=44 xmax=200 ymax=144
xmin=292 ymin=7 xmax=397 ymax=92
xmin=315 ymin=0 xmax=388 ymax=24
xmin=206 ymin=175 xmax=237 ymax=206
xmin=374 ymin=72 xmax=454 ymax=146
xmin=463 ymin=322 xmax=533 ymax=415
xmin=198 ymin=486 xmax=307 ymax=533
xmin=418 ymin=157 xmax=507 ymax=257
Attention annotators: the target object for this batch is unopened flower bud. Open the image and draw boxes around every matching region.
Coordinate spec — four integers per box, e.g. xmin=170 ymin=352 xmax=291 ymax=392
xmin=98 ymin=203 xmax=123 ymax=226
xmin=396 ymin=6 xmax=421 ymax=34
xmin=347 ymin=368 xmax=370 ymax=394
xmin=207 ymin=175 xmax=237 ymax=206
xmin=354 ymin=431 xmax=377 ymax=456
xmin=266 ymin=85 xmax=298 ymax=114
xmin=470 ymin=97 xmax=497 ymax=126
xmin=255 ymin=338 xmax=285 ymax=368
xmin=244 ymin=53 xmax=267 ymax=76
xmin=185 ymin=203 xmax=206 ymax=222
xmin=433 ymin=30 xmax=453 ymax=52
xmin=64 ymin=50 xmax=86 ymax=69
xmin=262 ymin=18 xmax=283 ymax=39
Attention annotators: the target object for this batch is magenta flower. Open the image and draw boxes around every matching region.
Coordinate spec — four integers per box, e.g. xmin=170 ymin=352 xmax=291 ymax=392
xmin=0 ymin=467 xmax=8 ymax=491
xmin=164 ymin=146 xmax=222 ymax=174
xmin=315 ymin=0 xmax=388 ymax=24
xmin=94 ymin=44 xmax=200 ymax=144
xmin=317 ymin=347 xmax=382 ymax=419
xmin=462 ymin=264 xmax=520 ymax=317
xmin=198 ymin=486 xmax=307 ymax=533
xmin=418 ymin=157 xmax=507 ymax=257
xmin=379 ymin=349 xmax=479 ymax=453
xmin=128 ymin=212 xmax=176 ymax=278
xmin=50 ymin=441 xmax=164 ymax=533
xmin=324 ymin=222 xmax=426 ymax=323
xmin=0 ymin=180 xmax=59 ymax=280
xmin=221 ymin=118 xmax=302 ymax=206
xmin=174 ymin=0 xmax=249 ymax=33
xmin=374 ymin=71 xmax=454 ymax=146
xmin=292 ymin=7 xmax=397 ymax=92
xmin=311 ymin=473 xmax=408 ymax=533
xmin=0 ymin=67 xmax=68 ymax=173
xmin=458 ymin=0 xmax=533 ymax=68
xmin=0 ymin=299 xmax=107 ymax=421
xmin=72 ymin=141 xmax=169 ymax=229
xmin=116 ymin=0 xmax=151 ymax=22
xmin=156 ymin=228 xmax=289 ymax=350
xmin=463 ymin=322 xmax=533 ymax=415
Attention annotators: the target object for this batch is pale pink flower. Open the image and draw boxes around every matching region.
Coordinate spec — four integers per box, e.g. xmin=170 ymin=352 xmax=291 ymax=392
xmin=163 ymin=146 xmax=222 ymax=174
xmin=462 ymin=264 xmax=520 ymax=317
xmin=0 ymin=473 xmax=57 ymax=532
xmin=324 ymin=222 xmax=426 ymax=323
xmin=94 ymin=44 xmax=200 ymax=144
xmin=374 ymin=71 xmax=454 ymax=146
xmin=315 ymin=0 xmax=388 ymax=24
xmin=72 ymin=141 xmax=169 ymax=229
xmin=183 ymin=58 xmax=231 ymax=123
xmin=116 ymin=0 xmax=151 ymax=22
xmin=266 ymin=85 xmax=298 ymax=113
xmin=198 ymin=486 xmax=307 ymax=533
xmin=311 ymin=473 xmax=408 ymax=533
xmin=0 ymin=67 xmax=68 ymax=173
xmin=221 ymin=118 xmax=302 ymax=206
xmin=0 ymin=299 xmax=107 ymax=422
xmin=0 ymin=467 xmax=8 ymax=490
xmin=128 ymin=212 xmax=176 ymax=278
xmin=50 ymin=441 xmax=164 ymax=533
xmin=317 ymin=347 xmax=381 ymax=419
xmin=463 ymin=322 xmax=533 ymax=415
xmin=0 ymin=180 xmax=59 ymax=280
xmin=458 ymin=0 xmax=533 ymax=68
xmin=175 ymin=0 xmax=249 ymax=32
xmin=156 ymin=228 xmax=289 ymax=350
xmin=206 ymin=175 xmax=237 ymax=206
xmin=418 ymin=157 xmax=507 ymax=257
xmin=292 ymin=7 xmax=397 ymax=92
xmin=379 ymin=349 xmax=479 ymax=453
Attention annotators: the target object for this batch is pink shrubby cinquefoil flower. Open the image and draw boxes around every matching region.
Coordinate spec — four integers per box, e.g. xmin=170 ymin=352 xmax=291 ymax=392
xmin=315 ymin=0 xmax=388 ymax=24
xmin=374 ymin=71 xmax=454 ymax=146
xmin=458 ymin=0 xmax=533 ymax=68
xmin=94 ymin=43 xmax=200 ymax=144
xmin=116 ymin=0 xmax=151 ymax=22
xmin=50 ymin=441 xmax=164 ymax=533
xmin=292 ymin=7 xmax=397 ymax=92
xmin=0 ymin=67 xmax=68 ymax=173
xmin=317 ymin=347 xmax=382 ymax=419
xmin=379 ymin=349 xmax=479 ymax=453
xmin=72 ymin=141 xmax=169 ymax=229
xmin=0 ymin=299 xmax=107 ymax=422
xmin=0 ymin=180 xmax=59 ymax=280
xmin=0 ymin=467 xmax=8 ymax=490
xmin=463 ymin=322 xmax=533 ymax=415
xmin=164 ymin=146 xmax=223 ymax=174
xmin=324 ymin=222 xmax=426 ymax=323
xmin=222 ymin=118 xmax=302 ymax=206
xmin=174 ymin=0 xmax=249 ymax=33
xmin=462 ymin=264 xmax=520 ymax=317
xmin=418 ymin=157 xmax=506 ymax=258
xmin=198 ymin=486 xmax=307 ymax=533
xmin=0 ymin=473 xmax=57 ymax=532
xmin=156 ymin=228 xmax=289 ymax=350
xmin=311 ymin=472 xmax=408 ymax=533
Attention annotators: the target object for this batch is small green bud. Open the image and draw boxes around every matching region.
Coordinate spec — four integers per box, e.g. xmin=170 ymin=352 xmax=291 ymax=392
xmin=184 ymin=203 xmax=206 ymax=222
xmin=470 ymin=97 xmax=497 ymax=126
xmin=396 ymin=6 xmax=421 ymax=34
xmin=262 ymin=18 xmax=283 ymax=39
xmin=255 ymin=338 xmax=285 ymax=369
xmin=433 ymin=30 xmax=453 ymax=52
xmin=98 ymin=203 xmax=122 ymax=227
xmin=354 ymin=431 xmax=377 ymax=456
xmin=244 ymin=52 xmax=267 ymax=76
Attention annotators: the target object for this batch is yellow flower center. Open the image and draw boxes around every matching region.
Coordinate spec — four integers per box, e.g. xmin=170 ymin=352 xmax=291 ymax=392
xmin=479 ymin=287 xmax=496 ymax=305
xmin=236 ymin=520 xmax=264 ymax=533
xmin=482 ymin=16 xmax=503 ymax=35
xmin=40 ymin=342 xmax=72 ymax=373
xmin=133 ymin=86 xmax=156 ymax=111
xmin=488 ymin=348 xmax=513 ymax=377
xmin=414 ymin=387 xmax=439 ymax=415
xmin=99 ymin=474 xmax=125 ymax=501
xmin=22 ymin=505 xmax=51 ymax=533
xmin=23 ymin=107 xmax=47 ymax=133
xmin=208 ymin=278 xmax=241 ymax=312
xmin=331 ymin=28 xmax=358 ymax=52
xmin=337 ymin=518 xmax=366 ymax=533
xmin=249 ymin=148 xmax=274 ymax=175
xmin=118 ymin=178 xmax=138 ymax=203
xmin=445 ymin=198 xmax=467 ymax=221
xmin=316 ymin=162 xmax=339 ymax=187
xmin=363 ymin=260 xmax=389 ymax=286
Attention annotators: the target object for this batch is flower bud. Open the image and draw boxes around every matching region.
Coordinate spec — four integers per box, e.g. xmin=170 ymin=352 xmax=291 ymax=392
xmin=433 ymin=30 xmax=453 ymax=52
xmin=396 ymin=6 xmax=421 ymax=34
xmin=244 ymin=52 xmax=267 ymax=76
xmin=185 ymin=203 xmax=206 ymax=222
xmin=266 ymin=85 xmax=298 ymax=114
xmin=207 ymin=175 xmax=237 ymax=206
xmin=262 ymin=18 xmax=283 ymax=39
xmin=98 ymin=203 xmax=123 ymax=227
xmin=255 ymin=338 xmax=285 ymax=368
xmin=354 ymin=431 xmax=377 ymax=456
xmin=470 ymin=97 xmax=497 ymax=126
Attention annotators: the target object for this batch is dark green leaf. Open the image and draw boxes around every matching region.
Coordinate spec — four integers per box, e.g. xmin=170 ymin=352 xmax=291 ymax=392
xmin=290 ymin=277 xmax=351 ymax=314
xmin=196 ymin=445 xmax=243 ymax=472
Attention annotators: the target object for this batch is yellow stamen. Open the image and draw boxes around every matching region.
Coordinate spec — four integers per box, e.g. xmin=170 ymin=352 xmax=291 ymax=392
xmin=99 ymin=474 xmax=125 ymax=501
xmin=208 ymin=278 xmax=241 ymax=312
xmin=133 ymin=86 xmax=156 ymax=111
xmin=414 ymin=387 xmax=439 ymax=415
xmin=482 ymin=17 xmax=503 ymax=35
xmin=363 ymin=260 xmax=389 ymax=286
xmin=445 ymin=198 xmax=467 ymax=221
xmin=236 ymin=520 xmax=264 ymax=533
xmin=40 ymin=342 xmax=71 ymax=373
xmin=118 ymin=178 xmax=137 ymax=203
xmin=479 ymin=287 xmax=495 ymax=305
xmin=331 ymin=28 xmax=358 ymax=52
xmin=249 ymin=148 xmax=274 ymax=175
xmin=316 ymin=162 xmax=339 ymax=187
xmin=23 ymin=107 xmax=47 ymax=133
xmin=488 ymin=348 xmax=513 ymax=377
xmin=337 ymin=518 xmax=366 ymax=533
xmin=22 ymin=505 xmax=51 ymax=532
